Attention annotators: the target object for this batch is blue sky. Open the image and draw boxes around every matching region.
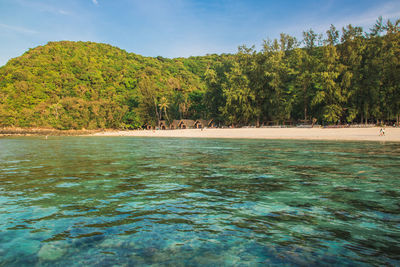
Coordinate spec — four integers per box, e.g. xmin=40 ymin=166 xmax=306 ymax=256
xmin=0 ymin=0 xmax=399 ymax=66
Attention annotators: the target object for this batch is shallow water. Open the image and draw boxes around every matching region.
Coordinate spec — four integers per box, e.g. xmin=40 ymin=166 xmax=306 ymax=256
xmin=0 ymin=137 xmax=399 ymax=266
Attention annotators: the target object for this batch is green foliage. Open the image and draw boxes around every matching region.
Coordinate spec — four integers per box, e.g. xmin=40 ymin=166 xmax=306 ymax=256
xmin=0 ymin=18 xmax=399 ymax=129
xmin=0 ymin=41 xmax=214 ymax=129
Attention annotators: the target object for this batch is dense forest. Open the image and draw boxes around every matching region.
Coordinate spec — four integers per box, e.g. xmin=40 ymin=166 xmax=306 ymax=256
xmin=0 ymin=17 xmax=399 ymax=129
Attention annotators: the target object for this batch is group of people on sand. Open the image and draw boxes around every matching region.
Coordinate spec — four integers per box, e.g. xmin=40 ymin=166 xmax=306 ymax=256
xmin=379 ymin=127 xmax=386 ymax=136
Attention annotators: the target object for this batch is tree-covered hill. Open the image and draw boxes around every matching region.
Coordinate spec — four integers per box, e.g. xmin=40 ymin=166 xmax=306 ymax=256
xmin=0 ymin=41 xmax=222 ymax=129
xmin=0 ymin=17 xmax=399 ymax=129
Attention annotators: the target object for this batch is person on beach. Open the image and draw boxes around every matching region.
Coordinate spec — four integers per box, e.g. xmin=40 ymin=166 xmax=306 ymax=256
xmin=379 ymin=127 xmax=385 ymax=136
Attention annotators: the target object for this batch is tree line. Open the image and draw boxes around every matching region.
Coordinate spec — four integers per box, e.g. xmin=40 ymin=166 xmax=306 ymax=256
xmin=204 ymin=17 xmax=399 ymax=127
xmin=0 ymin=17 xmax=399 ymax=129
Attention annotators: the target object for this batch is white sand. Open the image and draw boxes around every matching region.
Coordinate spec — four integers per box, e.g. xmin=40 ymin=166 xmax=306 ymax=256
xmin=90 ymin=127 xmax=400 ymax=142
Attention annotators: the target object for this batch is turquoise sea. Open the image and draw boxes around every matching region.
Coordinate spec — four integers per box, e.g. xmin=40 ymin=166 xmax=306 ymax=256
xmin=0 ymin=137 xmax=399 ymax=266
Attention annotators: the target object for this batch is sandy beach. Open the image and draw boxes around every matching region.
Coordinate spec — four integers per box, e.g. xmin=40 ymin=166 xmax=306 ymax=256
xmin=90 ymin=127 xmax=400 ymax=142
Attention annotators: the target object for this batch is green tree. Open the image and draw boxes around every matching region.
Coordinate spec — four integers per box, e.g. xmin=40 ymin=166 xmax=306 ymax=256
xmin=338 ymin=24 xmax=365 ymax=122
xmin=221 ymin=61 xmax=256 ymax=126
xmin=261 ymin=37 xmax=295 ymax=124
xmin=158 ymin=96 xmax=170 ymax=121
xmin=312 ymin=25 xmax=348 ymax=124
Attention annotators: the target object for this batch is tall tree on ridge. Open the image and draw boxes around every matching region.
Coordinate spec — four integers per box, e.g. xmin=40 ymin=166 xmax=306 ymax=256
xmin=381 ymin=18 xmax=400 ymax=125
xmin=313 ymin=25 xmax=347 ymax=124
xmin=221 ymin=59 xmax=256 ymax=126
xmin=292 ymin=29 xmax=322 ymax=121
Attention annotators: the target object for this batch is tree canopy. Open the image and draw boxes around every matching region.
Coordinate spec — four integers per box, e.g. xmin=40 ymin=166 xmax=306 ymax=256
xmin=0 ymin=17 xmax=399 ymax=129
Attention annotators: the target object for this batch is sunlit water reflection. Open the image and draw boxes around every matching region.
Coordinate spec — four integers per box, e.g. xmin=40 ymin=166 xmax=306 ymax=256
xmin=0 ymin=137 xmax=399 ymax=266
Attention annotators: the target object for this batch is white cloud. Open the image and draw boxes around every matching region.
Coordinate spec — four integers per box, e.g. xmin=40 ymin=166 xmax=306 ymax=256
xmin=58 ymin=9 xmax=70 ymax=15
xmin=92 ymin=0 xmax=98 ymax=5
xmin=0 ymin=23 xmax=38 ymax=34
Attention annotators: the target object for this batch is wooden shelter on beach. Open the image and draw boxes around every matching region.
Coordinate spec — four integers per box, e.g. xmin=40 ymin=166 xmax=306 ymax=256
xmin=152 ymin=119 xmax=216 ymax=130
xmin=169 ymin=120 xmax=180 ymax=129
xmin=143 ymin=123 xmax=153 ymax=130
xmin=178 ymin=120 xmax=195 ymax=129
xmin=158 ymin=120 xmax=168 ymax=130
xmin=194 ymin=119 xmax=213 ymax=129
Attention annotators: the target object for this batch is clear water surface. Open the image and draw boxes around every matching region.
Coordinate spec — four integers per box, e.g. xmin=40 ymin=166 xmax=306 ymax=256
xmin=0 ymin=137 xmax=399 ymax=266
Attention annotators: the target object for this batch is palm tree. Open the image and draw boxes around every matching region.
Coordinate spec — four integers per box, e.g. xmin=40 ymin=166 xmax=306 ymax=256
xmin=178 ymin=95 xmax=191 ymax=119
xmin=158 ymin=96 xmax=170 ymax=122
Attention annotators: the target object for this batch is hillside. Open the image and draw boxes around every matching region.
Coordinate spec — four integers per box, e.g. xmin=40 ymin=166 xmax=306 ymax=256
xmin=0 ymin=41 xmax=222 ymax=129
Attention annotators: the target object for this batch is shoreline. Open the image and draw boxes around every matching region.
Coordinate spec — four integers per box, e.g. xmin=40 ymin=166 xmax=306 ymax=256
xmin=1 ymin=127 xmax=399 ymax=142
xmin=0 ymin=127 xmax=101 ymax=136
xmin=90 ymin=127 xmax=400 ymax=142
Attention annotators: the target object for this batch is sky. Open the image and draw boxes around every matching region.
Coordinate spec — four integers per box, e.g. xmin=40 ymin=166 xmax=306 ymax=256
xmin=0 ymin=0 xmax=400 ymax=66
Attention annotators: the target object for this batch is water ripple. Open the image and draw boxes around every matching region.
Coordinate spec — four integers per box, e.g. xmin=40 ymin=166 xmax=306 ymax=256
xmin=0 ymin=137 xmax=399 ymax=266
